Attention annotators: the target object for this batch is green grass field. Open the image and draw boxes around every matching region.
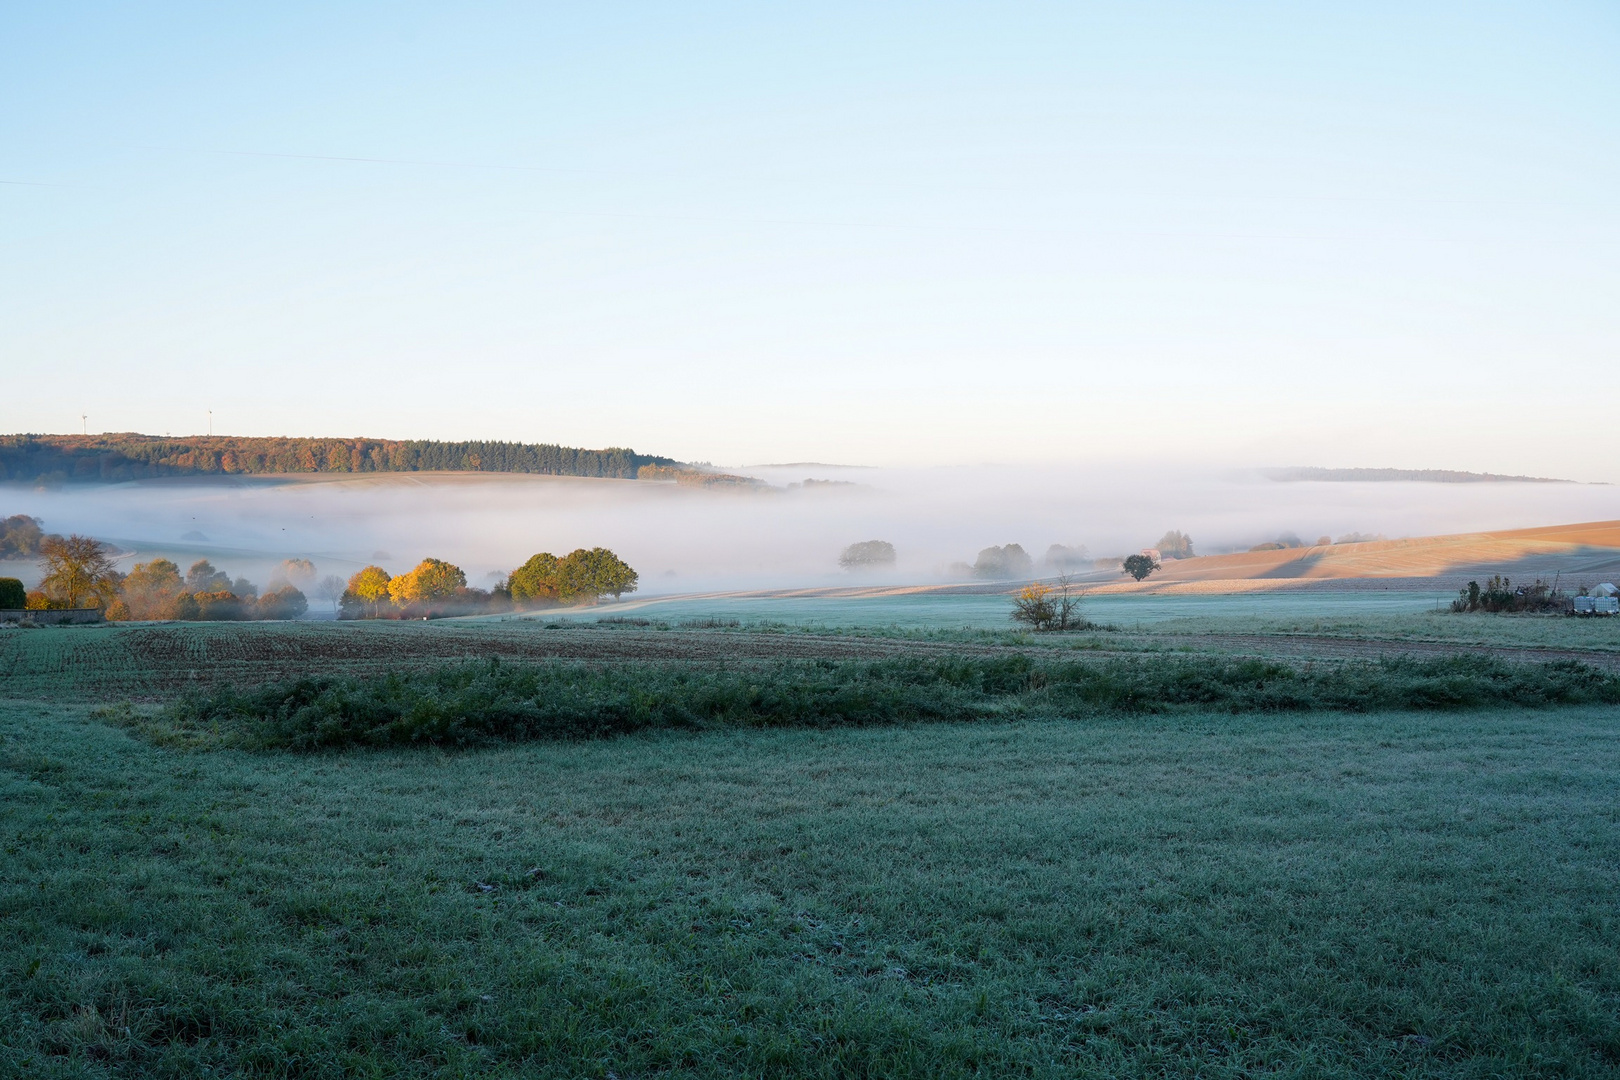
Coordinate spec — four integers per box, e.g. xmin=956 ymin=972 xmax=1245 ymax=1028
xmin=531 ymin=587 xmax=1466 ymax=631
xmin=552 ymin=589 xmax=1620 ymax=653
xmin=4 ymin=615 xmax=1620 ymax=1077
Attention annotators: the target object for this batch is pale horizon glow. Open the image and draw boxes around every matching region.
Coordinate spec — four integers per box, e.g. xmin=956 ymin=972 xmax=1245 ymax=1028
xmin=3 ymin=3 xmax=1618 ymax=478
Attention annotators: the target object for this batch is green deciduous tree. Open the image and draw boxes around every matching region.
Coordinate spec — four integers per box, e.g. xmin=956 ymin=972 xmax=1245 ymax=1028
xmin=185 ymin=560 xmax=231 ymax=592
xmin=1156 ymin=531 xmax=1194 ymax=559
xmin=839 ymin=540 xmax=896 ymax=570
xmin=1043 ymin=544 xmax=1089 ymax=571
xmin=193 ymin=590 xmax=247 ymax=621
xmin=1121 ymin=554 xmax=1160 ymax=582
xmin=0 ymin=514 xmax=47 ymax=559
xmin=556 ymin=548 xmax=638 ymax=602
xmin=256 ymin=585 xmax=308 ymax=620
xmin=511 ymin=548 xmax=638 ymax=605
xmin=509 ymin=552 xmax=561 ymax=606
xmin=973 ymin=544 xmax=1033 ymax=579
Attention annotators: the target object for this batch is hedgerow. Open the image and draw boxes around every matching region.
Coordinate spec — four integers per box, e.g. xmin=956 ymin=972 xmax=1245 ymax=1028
xmin=146 ymin=654 xmax=1620 ymax=751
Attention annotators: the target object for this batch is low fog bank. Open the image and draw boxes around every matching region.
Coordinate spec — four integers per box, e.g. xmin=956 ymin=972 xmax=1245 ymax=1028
xmin=2 ymin=466 xmax=1616 ymax=593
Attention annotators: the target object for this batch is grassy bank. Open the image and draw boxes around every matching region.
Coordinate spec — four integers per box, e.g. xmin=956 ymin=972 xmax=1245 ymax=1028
xmin=145 ymin=654 xmax=1620 ymax=750
xmin=4 ymin=701 xmax=1619 ymax=1077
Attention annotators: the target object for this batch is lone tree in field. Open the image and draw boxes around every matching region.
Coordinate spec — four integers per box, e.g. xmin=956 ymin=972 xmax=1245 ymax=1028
xmin=1121 ymin=553 xmax=1160 ymax=582
xmin=38 ymin=534 xmax=122 ymax=608
xmin=1156 ymin=530 xmax=1194 ymax=559
xmin=839 ymin=540 xmax=896 ymax=570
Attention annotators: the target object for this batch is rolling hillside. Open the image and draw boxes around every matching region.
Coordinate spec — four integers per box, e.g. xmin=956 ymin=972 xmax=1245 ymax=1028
xmin=1083 ymin=520 xmax=1620 ymax=594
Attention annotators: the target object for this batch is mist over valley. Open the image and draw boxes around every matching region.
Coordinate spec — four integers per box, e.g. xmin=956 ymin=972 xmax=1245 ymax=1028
xmin=5 ymin=458 xmax=1615 ymax=595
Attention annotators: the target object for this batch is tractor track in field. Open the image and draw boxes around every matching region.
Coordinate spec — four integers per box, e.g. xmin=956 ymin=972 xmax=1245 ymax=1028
xmin=1149 ymin=633 xmax=1620 ymax=671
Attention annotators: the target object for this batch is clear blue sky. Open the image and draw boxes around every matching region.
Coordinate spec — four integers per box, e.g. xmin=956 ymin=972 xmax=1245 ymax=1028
xmin=4 ymin=2 xmax=1618 ymax=475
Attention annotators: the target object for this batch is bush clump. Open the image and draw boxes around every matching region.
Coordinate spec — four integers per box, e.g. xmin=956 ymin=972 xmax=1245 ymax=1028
xmin=152 ymin=654 xmax=1620 ymax=751
xmin=1452 ymin=575 xmax=1568 ymax=614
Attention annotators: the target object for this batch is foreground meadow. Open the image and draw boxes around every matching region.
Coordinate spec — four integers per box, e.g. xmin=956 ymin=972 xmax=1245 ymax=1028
xmin=2 ymin=620 xmax=1619 ymax=1077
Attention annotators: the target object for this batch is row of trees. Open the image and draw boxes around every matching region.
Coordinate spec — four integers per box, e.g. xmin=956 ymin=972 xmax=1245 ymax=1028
xmin=109 ymin=558 xmax=315 ymax=620
xmin=340 ymin=548 xmax=638 ymax=619
xmin=0 ymin=535 xmax=317 ymax=620
xmin=1249 ymin=531 xmax=1384 ymax=552
xmin=970 ymin=544 xmax=1090 ymax=578
xmin=3 ymin=511 xmax=641 ymax=622
xmin=0 ymin=435 xmax=676 ymax=485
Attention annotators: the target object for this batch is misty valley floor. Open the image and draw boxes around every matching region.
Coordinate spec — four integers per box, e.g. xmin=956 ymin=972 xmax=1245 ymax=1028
xmin=4 ymin=682 xmax=1619 ymax=1077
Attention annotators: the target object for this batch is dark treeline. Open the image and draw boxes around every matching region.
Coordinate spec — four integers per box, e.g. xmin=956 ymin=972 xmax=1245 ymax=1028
xmin=0 ymin=434 xmax=677 ymax=484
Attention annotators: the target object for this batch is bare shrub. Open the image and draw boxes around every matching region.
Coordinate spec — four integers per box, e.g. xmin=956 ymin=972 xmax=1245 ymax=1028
xmin=1011 ymin=576 xmax=1087 ymax=631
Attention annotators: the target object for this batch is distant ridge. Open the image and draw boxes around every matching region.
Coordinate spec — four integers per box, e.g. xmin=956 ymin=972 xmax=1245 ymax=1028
xmin=0 ymin=434 xmax=677 ymax=484
xmin=1265 ymin=467 xmax=1572 ymax=484
xmin=744 ymin=462 xmax=872 ymax=469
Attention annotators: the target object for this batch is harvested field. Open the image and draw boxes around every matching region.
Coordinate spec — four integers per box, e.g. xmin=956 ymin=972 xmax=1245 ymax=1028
xmin=0 ymin=622 xmax=984 ymax=702
xmin=9 ymin=607 xmax=1620 ymax=704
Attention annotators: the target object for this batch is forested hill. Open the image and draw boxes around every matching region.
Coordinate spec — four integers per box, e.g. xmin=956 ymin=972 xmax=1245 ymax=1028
xmin=0 ymin=434 xmax=678 ymax=484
